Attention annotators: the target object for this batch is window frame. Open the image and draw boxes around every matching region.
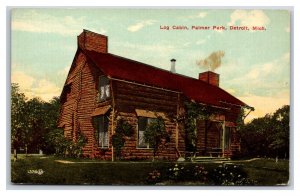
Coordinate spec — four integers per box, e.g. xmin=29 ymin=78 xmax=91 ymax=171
xmin=97 ymin=114 xmax=109 ymax=148
xmin=137 ymin=117 xmax=155 ymax=149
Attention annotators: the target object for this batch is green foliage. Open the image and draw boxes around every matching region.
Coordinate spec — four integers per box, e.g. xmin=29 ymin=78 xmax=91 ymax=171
xmin=239 ymin=105 xmax=289 ymax=158
xmin=11 ymin=83 xmax=27 ymax=150
xmin=112 ymin=118 xmax=133 ymax=160
xmin=146 ymin=170 xmax=161 ymax=184
xmin=184 ymin=101 xmax=217 ymax=152
xmin=46 ymin=128 xmax=70 ymax=156
xmin=68 ymin=132 xmax=87 ymax=158
xmin=210 ymin=164 xmax=256 ymax=185
xmin=46 ymin=128 xmax=87 ymax=158
xmin=112 ymin=134 xmax=125 ymax=159
xmin=115 ymin=118 xmax=133 ymax=137
xmin=11 ymin=83 xmax=61 ymax=155
xmin=144 ymin=116 xmax=170 ymax=160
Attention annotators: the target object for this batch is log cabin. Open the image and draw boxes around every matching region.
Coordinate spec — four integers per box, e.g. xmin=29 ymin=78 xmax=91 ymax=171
xmin=58 ymin=29 xmax=253 ymax=161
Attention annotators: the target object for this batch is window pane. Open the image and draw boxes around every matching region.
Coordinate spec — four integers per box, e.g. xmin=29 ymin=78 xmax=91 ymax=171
xmin=138 ymin=117 xmax=147 ymax=131
xmin=138 ymin=117 xmax=149 ymax=148
xmin=105 ymin=84 xmax=110 ymax=98
xmin=104 ymin=131 xmax=109 ymax=147
xmin=100 ymin=86 xmax=105 ymax=100
xmin=99 ymin=76 xmax=109 ymax=101
xmin=99 ymin=115 xmax=109 ymax=148
xmin=138 ymin=130 xmax=147 ymax=148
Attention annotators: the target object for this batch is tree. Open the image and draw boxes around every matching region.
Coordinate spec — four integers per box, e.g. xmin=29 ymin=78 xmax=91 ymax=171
xmin=43 ymin=97 xmax=61 ymax=154
xmin=25 ymin=97 xmax=46 ymax=154
xmin=144 ymin=116 xmax=170 ymax=161
xmin=11 ymin=82 xmax=62 ymax=157
xmin=11 ymin=83 xmax=27 ymax=159
xmin=239 ymin=105 xmax=289 ymax=159
xmin=268 ymin=105 xmax=289 ymax=159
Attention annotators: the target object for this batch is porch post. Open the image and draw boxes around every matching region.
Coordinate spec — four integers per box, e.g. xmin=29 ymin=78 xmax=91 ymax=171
xmin=222 ymin=119 xmax=225 ymax=157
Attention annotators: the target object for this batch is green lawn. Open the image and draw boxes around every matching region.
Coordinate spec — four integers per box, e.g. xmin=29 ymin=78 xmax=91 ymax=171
xmin=11 ymin=155 xmax=289 ymax=185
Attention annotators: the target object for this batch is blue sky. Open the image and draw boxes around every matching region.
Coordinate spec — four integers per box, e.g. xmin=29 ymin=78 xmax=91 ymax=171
xmin=11 ymin=9 xmax=290 ymax=121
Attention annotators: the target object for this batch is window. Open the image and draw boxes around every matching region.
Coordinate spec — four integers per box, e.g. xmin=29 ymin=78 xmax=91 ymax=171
xmin=99 ymin=76 xmax=110 ymax=101
xmin=137 ymin=117 xmax=155 ymax=148
xmin=98 ymin=115 xmax=109 ymax=148
xmin=224 ymin=127 xmax=231 ymax=150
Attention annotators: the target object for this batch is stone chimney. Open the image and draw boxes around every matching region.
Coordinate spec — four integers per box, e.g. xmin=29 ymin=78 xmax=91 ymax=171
xmin=199 ymin=71 xmax=219 ymax=87
xmin=77 ymin=29 xmax=108 ymax=53
xmin=170 ymin=59 xmax=176 ymax=73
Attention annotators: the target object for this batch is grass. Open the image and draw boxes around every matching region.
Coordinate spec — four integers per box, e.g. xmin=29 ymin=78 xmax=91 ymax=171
xmin=11 ymin=155 xmax=289 ymax=185
xmin=236 ymin=158 xmax=290 ymax=186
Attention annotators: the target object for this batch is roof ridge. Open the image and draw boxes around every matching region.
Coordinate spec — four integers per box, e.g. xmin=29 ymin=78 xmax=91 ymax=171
xmin=82 ymin=48 xmax=247 ymax=107
xmin=104 ymin=52 xmax=221 ymax=87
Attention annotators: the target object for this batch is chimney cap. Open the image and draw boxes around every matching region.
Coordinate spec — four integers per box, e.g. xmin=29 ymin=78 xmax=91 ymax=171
xmin=170 ymin=58 xmax=176 ymax=62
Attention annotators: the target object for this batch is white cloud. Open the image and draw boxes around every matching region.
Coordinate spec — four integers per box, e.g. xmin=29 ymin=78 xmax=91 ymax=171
xmin=228 ymin=10 xmax=270 ymax=30
xmin=231 ymin=52 xmax=289 ymax=85
xmin=11 ymin=71 xmax=35 ymax=90
xmin=12 ymin=10 xmax=106 ymax=36
xmin=11 ymin=71 xmax=61 ymax=101
xmin=183 ymin=42 xmax=191 ymax=47
xmin=188 ymin=12 xmax=208 ymax=19
xmin=222 ymin=52 xmax=290 ymax=122
xmin=196 ymin=39 xmax=206 ymax=45
xmin=127 ymin=20 xmax=157 ymax=32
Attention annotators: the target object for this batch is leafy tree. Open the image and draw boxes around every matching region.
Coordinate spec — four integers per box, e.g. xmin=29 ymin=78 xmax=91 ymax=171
xmin=144 ymin=116 xmax=170 ymax=160
xmin=268 ymin=105 xmax=289 ymax=158
xmin=239 ymin=105 xmax=289 ymax=159
xmin=11 ymin=83 xmax=62 ymax=156
xmin=11 ymin=83 xmax=27 ymax=158
xmin=25 ymin=97 xmax=46 ymax=153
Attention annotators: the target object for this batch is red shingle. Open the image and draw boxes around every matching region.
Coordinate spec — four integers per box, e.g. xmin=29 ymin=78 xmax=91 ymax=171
xmin=83 ymin=49 xmax=247 ymax=108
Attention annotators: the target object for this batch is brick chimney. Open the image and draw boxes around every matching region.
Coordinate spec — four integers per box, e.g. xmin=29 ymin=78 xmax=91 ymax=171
xmin=199 ymin=71 xmax=219 ymax=87
xmin=77 ymin=29 xmax=108 ymax=53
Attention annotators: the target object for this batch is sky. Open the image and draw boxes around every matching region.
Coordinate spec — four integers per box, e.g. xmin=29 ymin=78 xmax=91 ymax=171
xmin=10 ymin=8 xmax=290 ymax=122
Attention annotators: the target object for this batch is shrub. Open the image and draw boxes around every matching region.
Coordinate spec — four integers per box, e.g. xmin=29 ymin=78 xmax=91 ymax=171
xmin=147 ymin=170 xmax=161 ymax=184
xmin=46 ymin=128 xmax=87 ymax=158
xmin=112 ymin=118 xmax=133 ymax=160
xmin=167 ymin=164 xmax=185 ymax=182
xmin=193 ymin=165 xmax=209 ymax=183
xmin=210 ymin=164 xmax=256 ymax=185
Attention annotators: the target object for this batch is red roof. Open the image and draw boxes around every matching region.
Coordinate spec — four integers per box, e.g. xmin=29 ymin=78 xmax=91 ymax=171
xmin=83 ymin=49 xmax=247 ymax=108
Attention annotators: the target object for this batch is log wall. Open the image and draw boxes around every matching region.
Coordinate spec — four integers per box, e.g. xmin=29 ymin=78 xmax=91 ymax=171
xmin=59 ymin=51 xmax=241 ymax=160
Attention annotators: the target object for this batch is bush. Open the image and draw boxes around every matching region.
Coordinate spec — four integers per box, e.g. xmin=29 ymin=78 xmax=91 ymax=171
xmin=166 ymin=164 xmax=209 ymax=183
xmin=147 ymin=170 xmax=161 ymax=184
xmin=210 ymin=164 xmax=256 ymax=185
xmin=46 ymin=128 xmax=87 ymax=158
xmin=167 ymin=164 xmax=185 ymax=182
xmin=112 ymin=118 xmax=133 ymax=160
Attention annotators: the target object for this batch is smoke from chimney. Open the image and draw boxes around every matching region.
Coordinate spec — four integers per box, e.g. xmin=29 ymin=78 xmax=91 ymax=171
xmin=170 ymin=59 xmax=176 ymax=73
xmin=196 ymin=50 xmax=225 ymax=71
